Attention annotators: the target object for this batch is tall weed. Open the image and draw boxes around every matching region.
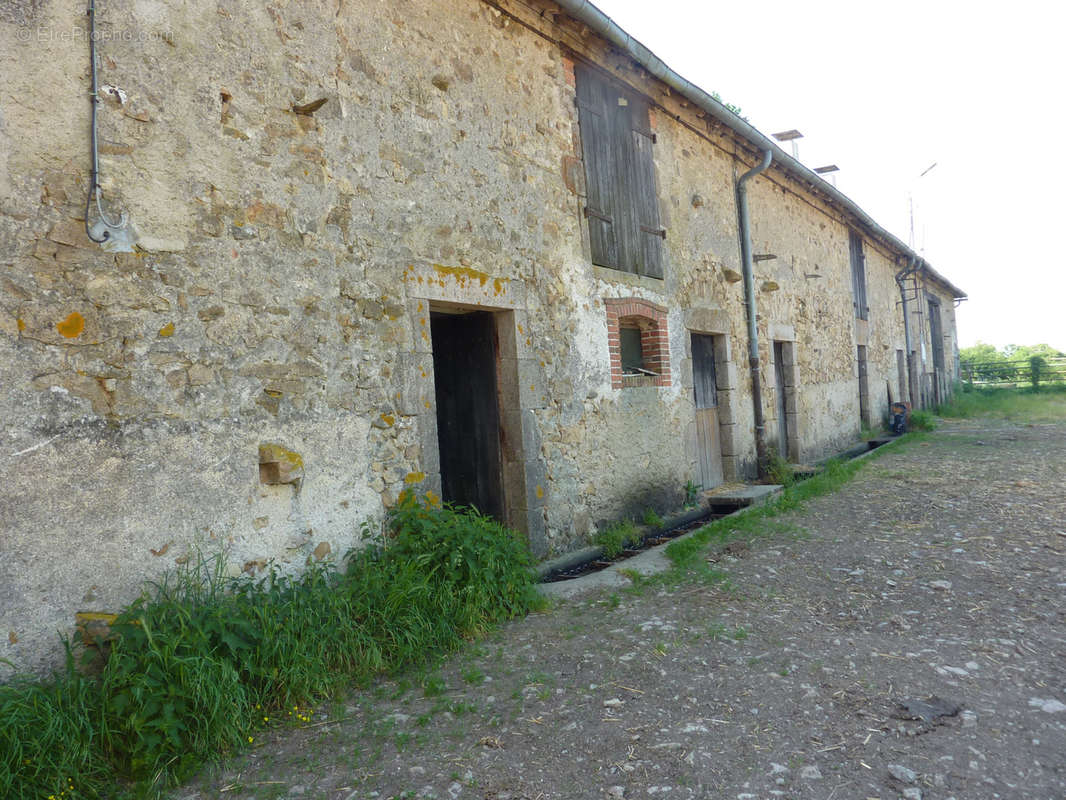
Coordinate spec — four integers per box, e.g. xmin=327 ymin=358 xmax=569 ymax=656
xmin=1 ymin=497 xmax=540 ymax=797
xmin=595 ymin=520 xmax=641 ymax=559
xmin=0 ymin=649 xmax=110 ymax=800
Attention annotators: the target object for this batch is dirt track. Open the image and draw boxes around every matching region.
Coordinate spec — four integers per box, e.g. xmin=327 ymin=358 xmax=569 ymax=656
xmin=182 ymin=419 xmax=1066 ymax=800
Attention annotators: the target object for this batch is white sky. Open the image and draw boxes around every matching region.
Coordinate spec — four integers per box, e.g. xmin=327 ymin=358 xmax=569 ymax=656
xmin=591 ymin=0 xmax=1066 ymax=352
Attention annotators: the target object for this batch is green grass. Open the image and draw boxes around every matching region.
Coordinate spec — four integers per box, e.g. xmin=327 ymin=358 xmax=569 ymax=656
xmin=664 ymin=438 xmax=906 ymax=573
xmin=594 ymin=520 xmax=641 ymax=559
xmin=908 ymin=409 xmax=937 ymax=431
xmin=937 ymin=384 xmax=1066 ymax=423
xmin=641 ymin=507 xmax=664 ymax=529
xmin=1 ymin=496 xmax=542 ymax=799
xmin=766 ymin=450 xmax=796 ymax=487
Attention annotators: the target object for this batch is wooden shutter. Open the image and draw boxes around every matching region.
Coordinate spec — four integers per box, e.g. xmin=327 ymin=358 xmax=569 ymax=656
xmin=575 ymin=64 xmax=664 ymax=278
xmin=575 ymin=64 xmax=618 ymax=269
xmin=849 ymin=231 xmax=868 ymax=320
xmin=628 ymin=97 xmax=664 ymax=279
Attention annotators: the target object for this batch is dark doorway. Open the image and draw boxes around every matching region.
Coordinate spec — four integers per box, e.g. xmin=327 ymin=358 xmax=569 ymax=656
xmin=430 ymin=311 xmax=504 ymax=519
xmin=691 ymin=333 xmax=724 ymax=490
xmin=927 ymin=297 xmax=945 ymax=405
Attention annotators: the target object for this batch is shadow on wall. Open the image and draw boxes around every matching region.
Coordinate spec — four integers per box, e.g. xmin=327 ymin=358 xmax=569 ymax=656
xmin=596 ymin=482 xmax=680 ymax=532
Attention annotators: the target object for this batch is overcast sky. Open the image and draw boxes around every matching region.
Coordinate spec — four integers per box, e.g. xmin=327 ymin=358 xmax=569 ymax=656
xmin=591 ymin=0 xmax=1065 ymax=352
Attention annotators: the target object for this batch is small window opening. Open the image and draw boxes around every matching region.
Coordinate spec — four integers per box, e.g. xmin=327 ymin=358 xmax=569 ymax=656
xmin=620 ymin=326 xmax=645 ymax=374
xmin=620 ymin=323 xmax=658 ymax=376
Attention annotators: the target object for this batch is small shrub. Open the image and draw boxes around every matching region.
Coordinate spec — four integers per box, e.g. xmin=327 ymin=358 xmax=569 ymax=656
xmin=682 ymin=480 xmax=701 ymax=508
xmin=1030 ymin=355 xmax=1046 ymax=388
xmin=384 ymin=493 xmax=543 ymax=633
xmin=908 ymin=409 xmax=937 ymax=431
xmin=595 ymin=520 xmax=641 ymax=559
xmin=642 ymin=507 xmax=664 ymax=529
xmin=766 ymin=450 xmax=795 ymax=487
xmin=100 ymin=606 xmax=252 ymax=782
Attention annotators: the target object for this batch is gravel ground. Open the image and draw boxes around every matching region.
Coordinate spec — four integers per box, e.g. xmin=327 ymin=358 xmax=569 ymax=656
xmin=180 ymin=419 xmax=1066 ymax=800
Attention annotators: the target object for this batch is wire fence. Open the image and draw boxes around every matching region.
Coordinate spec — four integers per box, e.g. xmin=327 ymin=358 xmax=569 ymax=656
xmin=960 ymin=356 xmax=1066 ymax=386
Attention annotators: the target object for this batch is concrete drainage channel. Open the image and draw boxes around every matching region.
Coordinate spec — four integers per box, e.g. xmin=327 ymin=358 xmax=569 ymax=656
xmin=536 ymin=485 xmax=779 ymax=599
xmin=537 ymin=434 xmax=903 ymax=598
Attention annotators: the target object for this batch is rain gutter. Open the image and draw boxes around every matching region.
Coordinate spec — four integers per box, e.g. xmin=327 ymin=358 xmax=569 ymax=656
xmin=552 ymin=0 xmax=966 ymax=299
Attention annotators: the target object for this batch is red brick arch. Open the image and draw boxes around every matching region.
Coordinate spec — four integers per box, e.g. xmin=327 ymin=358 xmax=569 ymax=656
xmin=605 ymin=297 xmax=671 ymax=388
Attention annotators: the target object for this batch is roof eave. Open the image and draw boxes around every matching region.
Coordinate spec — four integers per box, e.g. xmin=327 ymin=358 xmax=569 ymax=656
xmin=554 ymin=0 xmax=962 ymax=290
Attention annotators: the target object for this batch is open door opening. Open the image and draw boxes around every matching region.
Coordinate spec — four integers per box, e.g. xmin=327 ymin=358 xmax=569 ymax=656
xmin=857 ymin=344 xmax=871 ymax=429
xmin=430 ymin=310 xmax=504 ymax=519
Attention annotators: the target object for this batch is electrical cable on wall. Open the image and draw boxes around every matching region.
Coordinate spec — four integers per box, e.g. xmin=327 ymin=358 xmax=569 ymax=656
xmin=84 ymin=0 xmax=133 ymax=250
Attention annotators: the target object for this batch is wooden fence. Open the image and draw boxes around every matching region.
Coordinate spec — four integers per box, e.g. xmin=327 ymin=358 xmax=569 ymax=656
xmin=960 ymin=356 xmax=1066 ymax=386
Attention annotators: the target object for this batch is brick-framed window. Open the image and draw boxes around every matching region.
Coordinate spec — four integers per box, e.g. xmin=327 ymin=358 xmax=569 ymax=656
xmin=605 ymin=298 xmax=670 ymax=388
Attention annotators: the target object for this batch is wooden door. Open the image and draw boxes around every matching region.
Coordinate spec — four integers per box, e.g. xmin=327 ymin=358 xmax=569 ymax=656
xmin=691 ymin=334 xmax=724 ymax=490
xmin=857 ymin=345 xmax=871 ymax=427
xmin=430 ymin=311 xmax=504 ymax=519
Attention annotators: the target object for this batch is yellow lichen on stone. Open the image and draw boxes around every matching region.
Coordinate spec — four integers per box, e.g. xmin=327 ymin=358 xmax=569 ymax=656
xmin=258 ymin=443 xmax=304 ymax=485
xmin=57 ymin=311 xmax=85 ymax=338
xmin=380 ymin=413 xmax=395 ymax=426
xmin=75 ymin=611 xmax=118 ymax=645
xmin=258 ymin=443 xmax=304 ymax=469
xmin=433 ymin=263 xmax=490 ymax=287
xmin=404 ymin=471 xmax=426 ymax=484
xmin=158 ymin=322 xmax=175 ymax=337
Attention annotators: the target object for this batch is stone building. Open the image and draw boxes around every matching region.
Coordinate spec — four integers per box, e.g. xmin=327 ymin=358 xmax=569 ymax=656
xmin=0 ymin=0 xmax=965 ymax=675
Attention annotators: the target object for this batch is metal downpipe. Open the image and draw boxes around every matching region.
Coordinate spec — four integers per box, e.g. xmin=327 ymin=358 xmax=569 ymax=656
xmin=737 ymin=150 xmax=772 ymax=478
xmin=895 ymin=256 xmax=919 ymax=409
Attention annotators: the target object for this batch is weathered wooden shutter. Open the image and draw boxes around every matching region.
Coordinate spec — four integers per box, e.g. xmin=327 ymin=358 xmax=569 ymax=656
xmin=575 ymin=64 xmax=664 ymax=278
xmin=849 ymin=231 xmax=868 ymax=320
xmin=575 ymin=64 xmax=618 ymax=269
xmin=628 ymin=98 xmax=664 ymax=279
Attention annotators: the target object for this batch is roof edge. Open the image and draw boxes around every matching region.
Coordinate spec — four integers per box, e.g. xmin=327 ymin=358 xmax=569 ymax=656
xmin=553 ymin=0 xmax=966 ymax=299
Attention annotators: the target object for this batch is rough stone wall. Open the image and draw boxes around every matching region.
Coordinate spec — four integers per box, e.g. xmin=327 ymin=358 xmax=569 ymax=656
xmin=0 ymin=0 xmax=961 ymax=676
xmin=913 ymin=275 xmax=960 ymax=401
xmin=863 ymin=246 xmax=910 ymax=422
xmin=1 ymin=0 xmax=582 ymax=676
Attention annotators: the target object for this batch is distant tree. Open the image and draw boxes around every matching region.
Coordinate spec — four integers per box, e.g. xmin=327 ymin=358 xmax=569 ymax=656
xmin=959 ymin=342 xmax=1013 ymax=382
xmin=710 ymin=91 xmax=745 ymax=120
xmin=959 ymin=342 xmax=1003 ymax=363
xmin=961 ymin=342 xmax=1064 ymax=384
xmin=1009 ymin=343 xmax=1065 ymax=361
